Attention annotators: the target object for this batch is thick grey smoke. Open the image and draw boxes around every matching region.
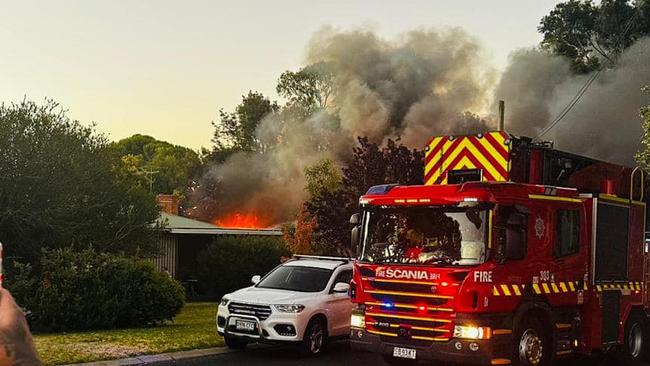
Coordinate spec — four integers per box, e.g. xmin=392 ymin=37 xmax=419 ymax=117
xmin=307 ymin=27 xmax=495 ymax=147
xmin=197 ymin=110 xmax=338 ymax=224
xmin=192 ymin=28 xmax=649 ymax=226
xmin=495 ymin=38 xmax=650 ymax=165
xmin=193 ymin=27 xmax=494 ymax=225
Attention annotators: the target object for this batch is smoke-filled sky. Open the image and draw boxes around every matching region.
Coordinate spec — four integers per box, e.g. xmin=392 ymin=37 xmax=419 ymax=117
xmin=193 ymin=26 xmax=650 ymax=225
xmin=0 ymin=0 xmax=562 ymax=150
xmin=4 ymin=1 xmax=649 ymax=226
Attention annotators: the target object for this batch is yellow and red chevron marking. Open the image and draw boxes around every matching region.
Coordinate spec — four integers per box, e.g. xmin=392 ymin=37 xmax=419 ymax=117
xmin=424 ymin=132 xmax=511 ymax=186
xmin=596 ymin=282 xmax=643 ymax=292
xmin=492 ymin=281 xmax=645 ymax=296
xmin=492 ymin=283 xmax=526 ymax=297
xmin=493 ymin=280 xmax=586 ymax=297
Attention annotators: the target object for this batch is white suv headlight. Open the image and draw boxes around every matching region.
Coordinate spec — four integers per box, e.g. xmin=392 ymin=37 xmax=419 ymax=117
xmin=274 ymin=304 xmax=305 ymax=313
xmin=219 ymin=297 xmax=230 ymax=306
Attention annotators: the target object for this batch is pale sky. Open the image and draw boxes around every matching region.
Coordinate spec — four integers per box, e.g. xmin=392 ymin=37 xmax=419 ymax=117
xmin=0 ymin=0 xmax=563 ymax=150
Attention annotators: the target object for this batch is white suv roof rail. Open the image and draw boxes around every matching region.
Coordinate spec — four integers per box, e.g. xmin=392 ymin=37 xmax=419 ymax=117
xmin=292 ymin=254 xmax=352 ymax=263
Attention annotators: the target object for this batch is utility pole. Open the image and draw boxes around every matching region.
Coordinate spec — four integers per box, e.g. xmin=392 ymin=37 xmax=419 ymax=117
xmin=498 ymin=100 xmax=505 ymax=131
xmin=137 ymin=167 xmax=160 ymax=193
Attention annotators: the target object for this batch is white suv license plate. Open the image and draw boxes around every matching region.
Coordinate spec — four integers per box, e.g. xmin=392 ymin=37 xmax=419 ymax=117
xmin=393 ymin=347 xmax=417 ymax=359
xmin=235 ymin=320 xmax=256 ymax=331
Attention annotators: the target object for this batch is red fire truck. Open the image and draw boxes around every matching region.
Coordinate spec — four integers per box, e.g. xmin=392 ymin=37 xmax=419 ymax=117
xmin=349 ymin=131 xmax=649 ymax=366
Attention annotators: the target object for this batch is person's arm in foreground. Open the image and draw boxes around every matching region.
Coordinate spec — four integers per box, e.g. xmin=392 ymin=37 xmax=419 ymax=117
xmin=0 ymin=289 xmax=41 ymax=366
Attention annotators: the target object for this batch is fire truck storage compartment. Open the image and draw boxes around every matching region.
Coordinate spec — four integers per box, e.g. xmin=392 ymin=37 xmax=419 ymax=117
xmin=601 ymin=290 xmax=621 ymax=343
xmin=594 ymin=201 xmax=629 ymax=282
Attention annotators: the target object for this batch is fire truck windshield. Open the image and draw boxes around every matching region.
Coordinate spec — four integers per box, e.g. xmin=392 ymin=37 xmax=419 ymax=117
xmin=358 ymin=206 xmax=488 ymax=266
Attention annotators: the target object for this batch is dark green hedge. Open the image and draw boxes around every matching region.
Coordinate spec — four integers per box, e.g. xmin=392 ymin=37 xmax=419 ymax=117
xmin=196 ymin=236 xmax=290 ymax=298
xmin=9 ymin=247 xmax=185 ymax=331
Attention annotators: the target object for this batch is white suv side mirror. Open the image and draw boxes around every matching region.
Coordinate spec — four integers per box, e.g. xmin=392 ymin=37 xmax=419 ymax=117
xmin=251 ymin=275 xmax=261 ymax=285
xmin=332 ymin=282 xmax=350 ymax=293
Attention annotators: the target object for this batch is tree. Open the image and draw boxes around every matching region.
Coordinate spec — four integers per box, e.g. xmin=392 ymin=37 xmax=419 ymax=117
xmin=283 ymin=159 xmax=342 ymax=255
xmin=539 ymin=0 xmax=646 ymax=73
xmin=305 ymin=137 xmax=424 ymax=255
xmin=0 ymin=100 xmax=160 ymax=263
xmin=109 ymin=134 xmax=201 ymax=194
xmin=635 ymin=86 xmax=650 ymax=169
xmin=210 ymin=91 xmax=279 ymax=156
xmin=276 ymin=62 xmax=335 ymax=115
xmin=304 ymin=158 xmax=342 ymax=199
xmin=282 ymin=204 xmax=316 ymax=255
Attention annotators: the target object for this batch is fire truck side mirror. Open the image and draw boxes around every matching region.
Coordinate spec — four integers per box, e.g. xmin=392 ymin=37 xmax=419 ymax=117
xmin=350 ymin=214 xmax=361 ymax=256
xmin=351 ymin=226 xmax=360 ymax=253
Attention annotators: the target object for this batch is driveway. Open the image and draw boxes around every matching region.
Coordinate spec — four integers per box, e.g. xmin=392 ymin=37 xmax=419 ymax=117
xmin=173 ymin=341 xmax=629 ymax=366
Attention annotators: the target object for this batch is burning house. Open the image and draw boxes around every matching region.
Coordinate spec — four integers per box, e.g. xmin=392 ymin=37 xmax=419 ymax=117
xmin=152 ymin=194 xmax=282 ymax=285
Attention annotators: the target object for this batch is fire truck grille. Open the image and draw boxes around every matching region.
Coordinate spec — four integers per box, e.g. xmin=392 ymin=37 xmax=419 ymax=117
xmin=366 ymin=313 xmax=453 ymax=344
xmin=370 ymin=314 xmax=451 ymax=330
xmin=228 ymin=302 xmax=272 ymax=320
xmin=369 ymin=293 xmax=449 ymax=306
xmin=370 ymin=280 xmax=441 ymax=293
xmin=361 ymin=274 xmax=458 ymax=345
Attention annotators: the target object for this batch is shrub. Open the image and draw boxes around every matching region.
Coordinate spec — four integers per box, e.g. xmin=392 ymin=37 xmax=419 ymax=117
xmin=196 ymin=236 xmax=290 ymax=298
xmin=5 ymin=262 xmax=37 ymax=307
xmin=12 ymin=247 xmax=185 ymax=331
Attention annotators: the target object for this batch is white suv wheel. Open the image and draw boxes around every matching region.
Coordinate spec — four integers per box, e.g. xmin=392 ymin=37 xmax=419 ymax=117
xmin=302 ymin=319 xmax=326 ymax=356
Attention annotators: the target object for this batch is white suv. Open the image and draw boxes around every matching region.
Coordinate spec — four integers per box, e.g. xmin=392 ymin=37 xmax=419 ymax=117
xmin=216 ymin=256 xmax=354 ymax=356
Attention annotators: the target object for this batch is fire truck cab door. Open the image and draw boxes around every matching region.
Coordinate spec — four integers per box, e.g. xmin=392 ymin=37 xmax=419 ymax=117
xmin=549 ymin=205 xmax=585 ymax=307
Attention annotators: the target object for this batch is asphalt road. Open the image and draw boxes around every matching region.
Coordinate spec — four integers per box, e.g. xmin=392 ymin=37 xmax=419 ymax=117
xmin=174 ymin=341 xmax=635 ymax=366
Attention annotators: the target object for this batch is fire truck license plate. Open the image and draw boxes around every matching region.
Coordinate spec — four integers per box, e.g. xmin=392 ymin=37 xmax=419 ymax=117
xmin=393 ymin=347 xmax=416 ymax=359
xmin=235 ymin=320 xmax=255 ymax=332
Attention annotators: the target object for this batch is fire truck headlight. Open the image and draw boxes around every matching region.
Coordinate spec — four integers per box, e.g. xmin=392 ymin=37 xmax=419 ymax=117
xmin=453 ymin=325 xmax=491 ymax=340
xmin=274 ymin=304 xmax=306 ymax=313
xmin=350 ymin=311 xmax=365 ymax=328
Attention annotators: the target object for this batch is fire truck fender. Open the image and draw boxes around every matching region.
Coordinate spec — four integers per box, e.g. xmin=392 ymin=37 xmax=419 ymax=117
xmin=513 ymin=300 xmax=552 ymax=324
xmin=512 ymin=300 xmax=554 ymax=342
xmin=620 ymin=303 xmax=647 ymax=343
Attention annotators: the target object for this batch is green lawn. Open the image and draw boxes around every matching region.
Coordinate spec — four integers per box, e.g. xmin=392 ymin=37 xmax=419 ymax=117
xmin=33 ymin=302 xmax=224 ymax=366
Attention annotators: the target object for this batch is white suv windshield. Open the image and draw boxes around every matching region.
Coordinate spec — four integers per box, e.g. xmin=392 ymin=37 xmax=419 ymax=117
xmin=257 ymin=266 xmax=333 ymax=292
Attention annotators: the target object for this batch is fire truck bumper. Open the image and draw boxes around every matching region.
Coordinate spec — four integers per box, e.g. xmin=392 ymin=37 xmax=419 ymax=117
xmin=350 ymin=328 xmax=512 ymax=366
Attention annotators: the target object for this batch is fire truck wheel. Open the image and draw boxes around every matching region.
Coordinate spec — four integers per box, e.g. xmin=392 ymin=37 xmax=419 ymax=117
xmin=301 ymin=318 xmax=327 ymax=356
xmin=512 ymin=316 xmax=550 ymax=366
xmin=224 ymin=335 xmax=248 ymax=350
xmin=622 ymin=312 xmax=647 ymax=365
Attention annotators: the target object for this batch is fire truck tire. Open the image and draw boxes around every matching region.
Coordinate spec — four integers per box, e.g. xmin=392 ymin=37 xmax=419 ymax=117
xmin=300 ymin=318 xmax=327 ymax=356
xmin=224 ymin=335 xmax=247 ymax=350
xmin=512 ymin=316 xmax=551 ymax=366
xmin=621 ymin=311 xmax=647 ymax=365
xmin=381 ymin=355 xmax=415 ymax=366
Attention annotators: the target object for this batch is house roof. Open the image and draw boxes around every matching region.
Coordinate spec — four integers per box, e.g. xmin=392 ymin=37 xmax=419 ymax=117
xmin=158 ymin=212 xmax=282 ymax=236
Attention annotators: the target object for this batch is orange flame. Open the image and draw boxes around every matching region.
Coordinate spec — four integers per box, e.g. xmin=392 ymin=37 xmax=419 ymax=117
xmin=214 ymin=212 xmax=271 ymax=229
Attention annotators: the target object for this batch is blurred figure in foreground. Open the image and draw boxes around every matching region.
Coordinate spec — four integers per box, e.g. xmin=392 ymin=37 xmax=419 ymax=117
xmin=0 ymin=289 xmax=41 ymax=366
